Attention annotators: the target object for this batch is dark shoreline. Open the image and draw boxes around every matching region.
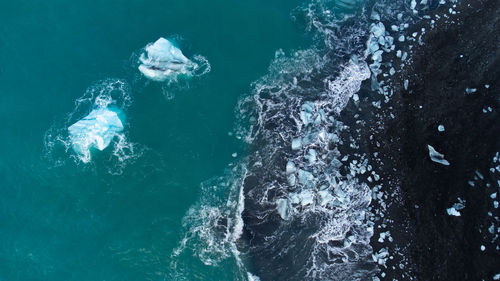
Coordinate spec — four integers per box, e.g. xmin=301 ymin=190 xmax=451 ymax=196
xmin=238 ymin=0 xmax=500 ymax=280
xmin=364 ymin=0 xmax=500 ymax=279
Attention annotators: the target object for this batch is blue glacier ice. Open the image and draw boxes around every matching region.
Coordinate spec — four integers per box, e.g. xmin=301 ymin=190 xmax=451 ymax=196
xmin=68 ymin=108 xmax=124 ymax=162
xmin=427 ymin=145 xmax=450 ymax=166
xmin=139 ymin=37 xmax=196 ymax=81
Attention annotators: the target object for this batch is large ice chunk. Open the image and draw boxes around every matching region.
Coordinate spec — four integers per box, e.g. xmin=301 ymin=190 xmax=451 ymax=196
xmin=427 ymin=145 xmax=450 ymax=166
xmin=139 ymin=37 xmax=196 ymax=81
xmin=68 ymin=108 xmax=124 ymax=162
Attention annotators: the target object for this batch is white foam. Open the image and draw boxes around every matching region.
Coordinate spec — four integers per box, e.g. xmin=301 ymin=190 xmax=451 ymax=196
xmin=171 ymin=164 xmax=250 ymax=279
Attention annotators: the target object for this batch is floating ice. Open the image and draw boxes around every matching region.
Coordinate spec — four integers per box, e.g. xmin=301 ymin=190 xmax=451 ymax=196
xmin=427 ymin=145 xmax=450 ymax=165
xmin=297 ymin=169 xmax=315 ymax=187
xmin=438 ymin=125 xmax=445 ymax=132
xmin=139 ymin=37 xmax=197 ymax=81
xmin=291 ymin=138 xmax=302 ymax=150
xmin=291 ymin=190 xmax=314 ymax=206
xmin=370 ymin=22 xmax=386 ymax=38
xmin=306 ymin=149 xmax=317 ymax=164
xmin=286 ymin=161 xmax=297 ymax=174
xmin=68 ymin=108 xmax=124 ymax=162
xmin=317 ymin=190 xmax=334 ymax=207
xmin=276 ymin=198 xmax=291 ymax=220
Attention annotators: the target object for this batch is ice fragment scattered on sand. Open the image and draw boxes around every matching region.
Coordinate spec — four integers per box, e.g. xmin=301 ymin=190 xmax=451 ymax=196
xmin=447 ymin=198 xmax=465 ymax=216
xmin=465 ymin=88 xmax=477 ymax=94
xmin=446 ymin=207 xmax=461 ymax=216
xmin=438 ymin=125 xmax=445 ymax=132
xmin=427 ymin=145 xmax=450 ymax=166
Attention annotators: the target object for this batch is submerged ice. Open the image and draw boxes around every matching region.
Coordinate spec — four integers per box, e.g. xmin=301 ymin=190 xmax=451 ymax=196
xmin=139 ymin=37 xmax=197 ymax=81
xmin=68 ymin=108 xmax=124 ymax=162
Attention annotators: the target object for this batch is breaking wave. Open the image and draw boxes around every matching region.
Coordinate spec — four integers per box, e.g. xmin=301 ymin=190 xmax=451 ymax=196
xmin=172 ymin=0 xmax=459 ymax=280
xmin=170 ymin=164 xmax=250 ymax=280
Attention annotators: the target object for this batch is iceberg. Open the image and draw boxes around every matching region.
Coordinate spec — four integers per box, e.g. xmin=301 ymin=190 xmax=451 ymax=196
xmin=68 ymin=108 xmax=124 ymax=162
xmin=427 ymin=145 xmax=450 ymax=165
xmin=139 ymin=37 xmax=196 ymax=81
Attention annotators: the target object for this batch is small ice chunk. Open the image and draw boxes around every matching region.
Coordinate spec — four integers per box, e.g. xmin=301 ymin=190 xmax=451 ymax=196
xmin=318 ymin=190 xmax=334 ymax=206
xmin=276 ymin=198 xmax=291 ymax=220
xmin=370 ymin=23 xmax=386 ymax=38
xmin=404 ymin=79 xmax=409 ymax=90
xmin=446 ymin=207 xmax=461 ymax=216
xmin=438 ymin=125 xmax=445 ymax=132
xmin=68 ymin=108 xmax=124 ymax=162
xmin=480 ymin=245 xmax=485 ymax=251
xmin=287 ymin=174 xmax=296 ymax=186
xmin=286 ymin=161 xmax=297 ymax=174
xmin=372 ymin=50 xmax=384 ymax=62
xmin=370 ymin=11 xmax=381 ymax=21
xmin=306 ymin=149 xmax=317 ymax=164
xmin=411 ymin=0 xmax=417 ymax=9
xmin=297 ymin=169 xmax=315 ymax=186
xmin=291 ymin=138 xmax=302 ymax=150
xmin=494 ymin=273 xmax=500 ymax=280
xmin=401 ymin=52 xmax=408 ymax=61
xmin=427 ymin=145 xmax=450 ymax=165
xmin=295 ymin=190 xmax=314 ymax=206
xmin=465 ymin=88 xmax=477 ymax=94
xmin=398 ymin=35 xmax=405 ymax=42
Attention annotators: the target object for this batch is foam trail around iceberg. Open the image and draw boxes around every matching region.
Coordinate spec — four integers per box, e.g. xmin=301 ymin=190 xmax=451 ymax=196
xmin=68 ymin=107 xmax=124 ymax=163
xmin=44 ymin=79 xmax=141 ymax=172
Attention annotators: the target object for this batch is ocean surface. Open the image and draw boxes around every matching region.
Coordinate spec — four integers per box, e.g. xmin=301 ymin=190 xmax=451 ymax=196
xmin=3 ymin=0 xmax=496 ymax=280
xmin=0 ymin=0 xmax=307 ymax=279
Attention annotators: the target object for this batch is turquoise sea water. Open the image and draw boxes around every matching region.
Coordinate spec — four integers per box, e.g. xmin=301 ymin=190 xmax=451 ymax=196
xmin=0 ymin=0 xmax=309 ymax=280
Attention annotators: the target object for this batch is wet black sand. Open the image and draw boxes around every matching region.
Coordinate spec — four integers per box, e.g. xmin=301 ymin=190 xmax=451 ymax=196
xmin=365 ymin=0 xmax=500 ymax=279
